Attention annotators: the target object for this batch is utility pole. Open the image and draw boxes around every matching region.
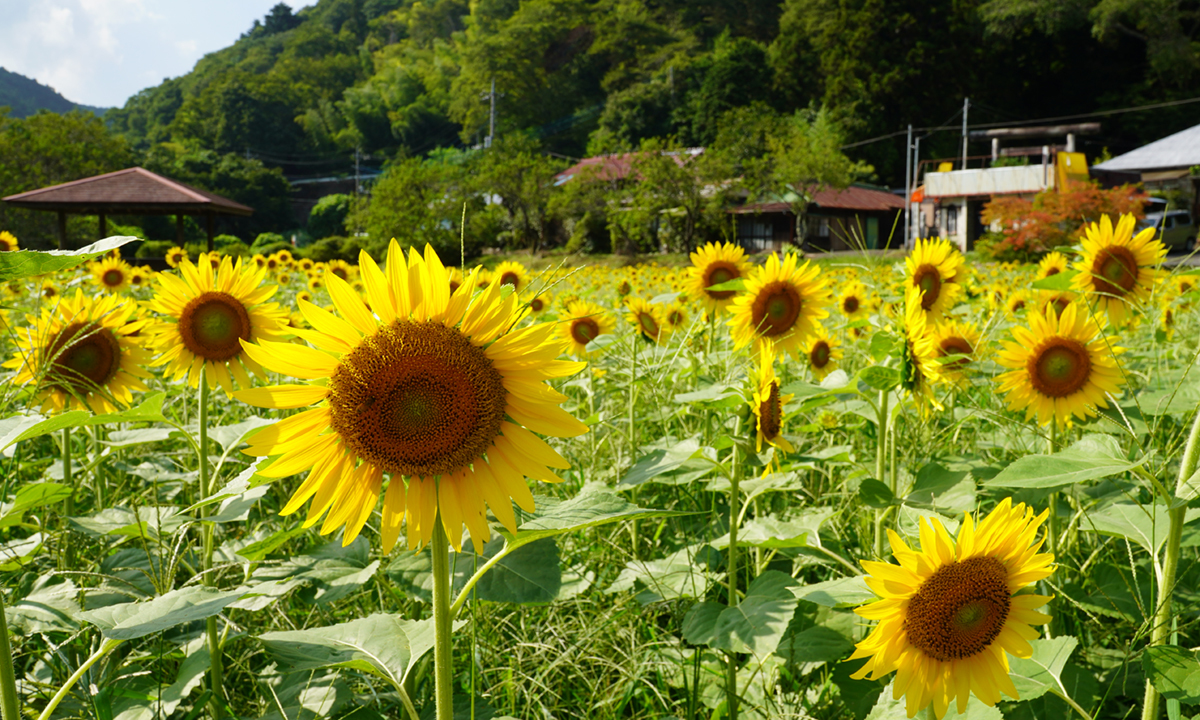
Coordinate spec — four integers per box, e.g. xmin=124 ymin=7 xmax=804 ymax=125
xmin=912 ymin=135 xmax=922 ymax=244
xmin=903 ymin=125 xmax=913 ymax=250
xmin=961 ymin=97 xmax=969 ymax=169
xmin=487 ymin=77 xmax=497 ymax=148
xmin=355 ymin=147 xmax=362 ymax=195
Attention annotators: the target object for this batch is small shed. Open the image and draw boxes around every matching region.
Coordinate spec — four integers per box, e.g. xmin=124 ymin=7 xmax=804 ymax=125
xmin=2 ymin=167 xmax=253 ymax=251
xmin=1092 ymin=122 xmax=1200 ymax=199
xmin=731 ymin=185 xmax=906 ymax=252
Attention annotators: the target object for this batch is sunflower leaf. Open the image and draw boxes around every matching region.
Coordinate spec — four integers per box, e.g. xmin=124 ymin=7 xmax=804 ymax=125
xmin=791 ymin=576 xmax=874 ymax=608
xmin=858 ymin=366 xmax=901 ymax=392
xmin=985 ymin=434 xmax=1149 ymax=490
xmin=1007 ymin=636 xmax=1078 ymax=701
xmin=681 ymin=570 xmax=799 ymax=655
xmin=0 ymin=235 xmax=140 ymax=283
xmin=0 ymin=392 xmax=168 ymax=452
xmin=510 ymin=482 xmax=693 ymax=539
xmin=1144 ymin=645 xmax=1200 ymax=704
xmin=1030 ymin=269 xmax=1078 ymax=291
xmin=80 ymin=585 xmax=247 ymax=640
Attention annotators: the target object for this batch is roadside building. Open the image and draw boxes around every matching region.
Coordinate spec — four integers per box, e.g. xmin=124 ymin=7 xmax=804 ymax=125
xmin=731 ymin=185 xmax=906 ymax=252
xmin=1092 ymin=122 xmax=1200 ymax=205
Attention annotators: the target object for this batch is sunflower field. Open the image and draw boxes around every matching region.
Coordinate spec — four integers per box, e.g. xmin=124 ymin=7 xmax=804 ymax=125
xmin=0 ymin=216 xmax=1198 ymax=720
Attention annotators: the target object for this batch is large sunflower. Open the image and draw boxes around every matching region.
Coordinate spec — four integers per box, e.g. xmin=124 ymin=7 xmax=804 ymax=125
xmin=560 ymin=300 xmax=614 ymax=357
xmin=729 ymin=252 xmax=831 ymax=359
xmin=849 ymin=499 xmax=1054 ymax=718
xmin=145 ymin=255 xmax=290 ymax=393
xmin=900 ymin=286 xmax=943 ymax=416
xmin=685 ymin=241 xmax=752 ymax=314
xmin=995 ymin=303 xmax=1125 ymax=427
xmin=5 ymin=289 xmax=152 ymax=414
xmin=1072 ymin=213 xmax=1165 ymax=327
xmin=751 ymin=341 xmax=794 ymax=453
xmin=906 ymin=238 xmax=963 ymax=321
xmin=233 ymin=242 xmax=588 ymax=553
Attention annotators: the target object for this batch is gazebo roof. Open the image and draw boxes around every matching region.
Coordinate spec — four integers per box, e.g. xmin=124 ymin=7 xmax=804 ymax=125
xmin=2 ymin=167 xmax=253 ymax=216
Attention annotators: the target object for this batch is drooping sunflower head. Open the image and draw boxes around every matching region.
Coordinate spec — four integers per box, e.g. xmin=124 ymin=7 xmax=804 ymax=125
xmin=165 ymin=246 xmax=187 ymax=268
xmin=494 ymin=261 xmax=530 ymax=292
xmin=850 ymin=499 xmax=1054 ymax=718
xmin=906 ymin=238 xmax=963 ymax=320
xmin=560 ymin=300 xmax=614 ymax=357
xmin=5 ymin=289 xmax=153 ymax=414
xmin=91 ymin=256 xmax=133 ymax=294
xmin=233 ymin=241 xmax=588 ymax=554
xmin=1036 ymin=251 xmax=1069 ymax=280
xmin=145 ymin=254 xmax=290 ymax=394
xmin=728 ymin=252 xmax=831 ymax=359
xmin=900 ymin=285 xmax=943 ymax=416
xmin=685 ymin=241 xmax=751 ymax=314
xmin=626 ymin=297 xmax=669 ymax=344
xmin=751 ymin=341 xmax=794 ymax=454
xmin=0 ymin=231 xmax=20 ymax=252
xmin=996 ymin=303 xmax=1125 ymax=427
xmin=1072 ymin=213 xmax=1165 ymax=327
xmin=805 ymin=326 xmax=842 ymax=381
xmin=931 ymin=319 xmax=979 ymax=385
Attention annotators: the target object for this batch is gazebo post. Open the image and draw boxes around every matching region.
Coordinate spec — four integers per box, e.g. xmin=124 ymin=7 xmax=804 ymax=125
xmin=57 ymin=211 xmax=67 ymax=251
xmin=176 ymin=214 xmax=185 ymax=246
xmin=206 ymin=215 xmax=214 ymax=253
xmin=98 ymin=213 xmax=107 ymax=239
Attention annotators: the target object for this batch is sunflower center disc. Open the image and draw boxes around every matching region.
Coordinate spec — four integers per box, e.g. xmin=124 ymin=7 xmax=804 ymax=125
xmin=179 ymin=292 xmax=253 ymax=361
xmin=913 ymin=265 xmax=942 ymax=310
xmin=1092 ymin=246 xmax=1138 ymax=296
xmin=102 ymin=269 xmax=124 ymax=287
xmin=905 ymin=555 xmax=1011 ymax=662
xmin=638 ymin=313 xmax=659 ymax=337
xmin=1030 ymin=338 xmax=1091 ymax=398
xmin=759 ymin=381 xmax=783 ymax=441
xmin=327 ymin=320 xmax=507 ymax=478
xmin=752 ymin=282 xmax=803 ymax=337
xmin=530 ymin=297 xmax=544 ymax=312
xmin=1045 ymin=267 xmax=1060 ymax=276
xmin=939 ymin=337 xmax=972 ymax=368
xmin=571 ymin=317 xmax=600 ymax=346
xmin=705 ymin=264 xmax=738 ymax=300
xmin=843 ymin=296 xmax=859 ymax=314
xmin=811 ymin=341 xmax=831 ymax=368
xmin=500 ymin=272 xmax=520 ymax=288
xmin=47 ymin=322 xmax=121 ymax=393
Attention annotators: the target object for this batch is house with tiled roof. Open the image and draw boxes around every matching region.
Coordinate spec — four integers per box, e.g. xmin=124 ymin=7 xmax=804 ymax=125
xmin=730 ymin=185 xmax=906 ymax=252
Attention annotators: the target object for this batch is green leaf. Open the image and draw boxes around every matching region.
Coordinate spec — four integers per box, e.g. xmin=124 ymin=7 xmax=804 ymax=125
xmin=1144 ymin=646 xmax=1200 ymax=704
xmin=0 ymin=533 xmax=43 ymax=572
xmin=736 ymin=510 xmax=833 ymax=549
xmin=619 ymin=438 xmax=710 ymax=487
xmin=986 ymin=434 xmax=1148 ymax=490
xmin=0 ymin=392 xmax=168 ymax=452
xmin=681 ymin=571 xmax=799 ymax=655
xmin=775 ymin=625 xmax=854 ymax=664
xmin=1008 ymin=636 xmax=1079 ymax=702
xmin=210 ymin=416 xmax=276 ymax=452
xmin=868 ymin=333 xmax=900 ymax=363
xmin=104 ymin=428 xmax=177 ymax=448
xmin=0 ymin=235 xmax=139 ymax=283
xmin=0 ymin=482 xmax=72 ymax=528
xmin=792 ymin=576 xmax=874 ymax=608
xmin=705 ymin=278 xmax=745 ymax=293
xmin=1083 ymin=502 xmax=1200 ymax=555
xmin=650 ymin=291 xmax=682 ymax=304
xmin=859 ymin=366 xmax=901 ymax=392
xmin=674 ymin=384 xmax=738 ymax=405
xmin=235 ymin=526 xmax=308 ymax=563
xmin=80 ymin=586 xmax=247 ymax=640
xmin=906 ymin=463 xmax=975 ymax=514
xmin=5 ymin=580 xmax=82 ymax=634
xmin=501 ymin=482 xmax=691 ymax=548
xmin=69 ymin=506 xmax=187 ymax=539
xmin=607 ymin=544 xmax=715 ymax=603
xmin=107 ymin=637 xmax=209 ymax=720
xmin=259 ymin=613 xmax=437 ymax=688
xmin=859 ymin=479 xmax=895 ymax=508
xmin=386 ymin=537 xmax=561 ymax=605
xmin=1031 ymin=269 xmax=1078 ymax=291
xmin=253 ymin=537 xmax=380 ymax=606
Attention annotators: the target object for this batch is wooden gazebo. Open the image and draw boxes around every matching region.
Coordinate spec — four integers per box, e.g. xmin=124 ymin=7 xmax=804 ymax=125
xmin=1 ymin=167 xmax=253 ymax=251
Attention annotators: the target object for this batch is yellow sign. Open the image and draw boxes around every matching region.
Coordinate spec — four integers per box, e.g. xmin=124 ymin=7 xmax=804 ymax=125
xmin=1056 ymin=152 xmax=1089 ymax=189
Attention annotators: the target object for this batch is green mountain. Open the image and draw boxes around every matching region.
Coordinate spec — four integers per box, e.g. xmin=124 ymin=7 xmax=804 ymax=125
xmin=0 ymin=67 xmax=108 ymax=118
xmin=104 ymin=0 xmax=1200 ymax=187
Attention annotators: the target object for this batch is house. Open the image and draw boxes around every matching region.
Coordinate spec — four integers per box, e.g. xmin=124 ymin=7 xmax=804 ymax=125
xmin=553 ymin=148 xmax=704 ymax=185
xmin=730 ymin=185 xmax=906 ymax=252
xmin=1092 ymin=122 xmax=1200 ymax=203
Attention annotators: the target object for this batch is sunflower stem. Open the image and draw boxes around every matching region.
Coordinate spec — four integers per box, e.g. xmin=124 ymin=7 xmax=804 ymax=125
xmin=1046 ymin=420 xmax=1060 ymax=638
xmin=725 ymin=422 xmax=744 ymax=720
xmin=62 ymin=428 xmax=75 ymax=569
xmin=1141 ymin=400 xmax=1200 ymax=720
xmin=35 ymin=638 xmax=122 ymax=720
xmin=628 ymin=337 xmax=640 ymax=558
xmin=197 ymin=376 xmax=224 ymax=719
xmin=431 ymin=517 xmax=455 ymax=720
xmin=873 ymin=389 xmax=890 ymax=558
xmin=0 ymin=592 xmax=21 ymax=720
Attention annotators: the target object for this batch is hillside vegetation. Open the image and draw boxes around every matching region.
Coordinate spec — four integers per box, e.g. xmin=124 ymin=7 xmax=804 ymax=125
xmin=0 ymin=67 xmax=108 ymax=119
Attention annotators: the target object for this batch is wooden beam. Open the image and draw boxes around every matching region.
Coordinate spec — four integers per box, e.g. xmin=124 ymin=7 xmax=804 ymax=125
xmin=98 ymin=213 xmax=107 ymax=239
xmin=206 ymin=215 xmax=214 ymax=253
xmin=57 ymin=211 xmax=66 ymax=251
xmin=176 ymin=214 xmax=184 ymax=245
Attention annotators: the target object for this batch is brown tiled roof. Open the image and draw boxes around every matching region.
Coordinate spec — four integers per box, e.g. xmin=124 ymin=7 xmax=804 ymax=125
xmin=730 ymin=185 xmax=905 ymax=214
xmin=554 ymin=149 xmax=703 ymax=185
xmin=2 ymin=167 xmax=253 ymax=216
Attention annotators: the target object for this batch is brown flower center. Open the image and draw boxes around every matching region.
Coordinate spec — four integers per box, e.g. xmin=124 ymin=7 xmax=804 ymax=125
xmin=637 ymin=311 xmax=660 ymax=338
xmin=912 ymin=265 xmax=942 ymax=310
xmin=327 ymin=320 xmax=507 ymax=478
xmin=758 ymin=380 xmax=783 ymax=441
xmin=1044 ymin=267 xmax=1060 ymax=277
xmin=101 ymin=269 xmax=124 ymax=288
xmin=1029 ymin=337 xmax=1092 ymax=398
xmin=810 ymin=340 xmax=831 ymax=369
xmin=938 ymin=337 xmax=973 ymax=369
xmin=178 ymin=292 xmax=253 ymax=361
xmin=45 ymin=321 xmax=121 ymax=395
xmin=570 ymin=317 xmax=600 ymax=346
xmin=499 ymin=271 xmax=521 ymax=288
xmin=529 ymin=297 xmax=545 ymax=312
xmin=904 ymin=555 xmax=1011 ymax=662
xmin=703 ymin=263 xmax=739 ymax=300
xmin=751 ymin=281 xmax=803 ymax=337
xmin=842 ymin=295 xmax=860 ymax=314
xmin=1091 ymin=246 xmax=1138 ymax=297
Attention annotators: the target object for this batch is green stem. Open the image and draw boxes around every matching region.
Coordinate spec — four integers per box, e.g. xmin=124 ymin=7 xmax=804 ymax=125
xmin=873 ymin=390 xmax=890 ymax=558
xmin=62 ymin=429 xmax=75 ymax=569
xmin=726 ymin=431 xmax=744 ymax=720
xmin=197 ymin=377 xmax=224 ymax=719
xmin=35 ymin=638 xmax=122 ymax=720
xmin=431 ymin=516 xmax=454 ymax=720
xmin=0 ymin=593 xmax=20 ymax=720
xmin=1142 ymin=401 xmax=1200 ymax=720
xmin=629 ymin=338 xmax=640 ymax=557
xmin=1047 ymin=421 xmax=1060 ymax=637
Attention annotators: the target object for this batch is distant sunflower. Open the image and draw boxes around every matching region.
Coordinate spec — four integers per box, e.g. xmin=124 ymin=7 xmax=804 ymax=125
xmin=1039 ymin=290 xmax=1076 ymax=319
xmin=91 ymin=256 xmax=133 ymax=293
xmin=0 ymin=231 xmax=20 ymax=252
xmin=838 ymin=281 xmax=869 ymax=320
xmin=297 ymin=258 xmax=315 ymax=273
xmin=663 ymin=302 xmax=690 ymax=332
xmin=850 ymin=499 xmax=1054 ymax=718
xmin=273 ymin=249 xmax=295 ymax=268
xmin=40 ymin=281 xmax=58 ymax=300
xmin=165 ymin=246 xmax=187 ymax=268
xmin=308 ymin=276 xmax=324 ymax=291
xmin=906 ymin=238 xmax=963 ymax=321
xmin=327 ymin=259 xmax=354 ymax=282
xmin=1036 ymin=251 xmax=1069 ymax=280
xmin=931 ymin=320 xmax=979 ymax=385
xmin=626 ymin=297 xmax=668 ymax=344
xmin=129 ymin=268 xmax=150 ymax=288
xmin=729 ymin=253 xmax=831 ymax=359
xmin=1005 ymin=290 xmax=1030 ymax=317
xmin=900 ymin=286 xmax=943 ymax=416
xmin=616 ymin=279 xmax=632 ymax=297
xmin=685 ymin=241 xmax=752 ymax=314
xmin=233 ymin=241 xmax=588 ymax=553
xmin=805 ymin=327 xmax=842 ymax=381
xmin=296 ymin=291 xmax=313 ymax=305
xmin=560 ymin=300 xmax=614 ymax=357
xmin=277 ymin=272 xmax=292 ymax=285
xmin=145 ymin=255 xmax=290 ymax=393
xmin=5 ymin=289 xmax=152 ymax=414
xmin=475 ymin=268 xmax=493 ymax=290
xmin=527 ymin=292 xmax=551 ymax=315
xmin=751 ymin=341 xmax=794 ymax=453
xmin=995 ymin=303 xmax=1125 ymax=427
xmin=1072 ymin=213 xmax=1165 ymax=326
xmin=494 ymin=261 xmax=530 ymax=292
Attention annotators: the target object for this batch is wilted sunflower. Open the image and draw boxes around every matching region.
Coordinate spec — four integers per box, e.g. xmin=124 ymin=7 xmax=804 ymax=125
xmin=1072 ymin=213 xmax=1165 ymax=326
xmin=931 ymin=320 xmax=979 ymax=385
xmin=751 ymin=341 xmax=794 ymax=453
xmin=165 ymin=246 xmax=187 ymax=268
xmin=1036 ymin=251 xmax=1069 ymax=280
xmin=91 ymin=256 xmax=133 ymax=293
xmin=685 ymin=241 xmax=752 ymax=314
xmin=626 ymin=297 xmax=669 ymax=344
xmin=906 ymin=238 xmax=963 ymax=321
xmin=0 ymin=231 xmax=19 ymax=252
xmin=5 ymin=289 xmax=153 ymax=414
xmin=805 ymin=327 xmax=842 ymax=381
xmin=145 ymin=255 xmax=290 ymax=393
xmin=900 ymin=286 xmax=943 ymax=416
xmin=995 ymin=303 xmax=1125 ymax=427
xmin=849 ymin=499 xmax=1054 ymax=719
xmin=729 ymin=252 xmax=831 ymax=359
xmin=494 ymin=261 xmax=530 ymax=292
xmin=233 ymin=242 xmax=588 ymax=553
xmin=560 ymin=300 xmax=613 ymax=356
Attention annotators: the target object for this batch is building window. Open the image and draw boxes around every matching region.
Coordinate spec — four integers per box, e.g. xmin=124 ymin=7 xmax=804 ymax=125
xmin=737 ymin=217 xmax=774 ymax=251
xmin=946 ymin=205 xmax=958 ymax=235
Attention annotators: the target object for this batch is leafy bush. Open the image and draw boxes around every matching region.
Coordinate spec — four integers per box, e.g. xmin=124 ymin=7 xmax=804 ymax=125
xmin=251 ymin=232 xmax=286 ymax=251
xmin=135 ymin=240 xmax=176 ymax=260
xmin=980 ymin=181 xmax=1147 ymax=259
xmin=307 ymin=194 xmax=352 ymax=240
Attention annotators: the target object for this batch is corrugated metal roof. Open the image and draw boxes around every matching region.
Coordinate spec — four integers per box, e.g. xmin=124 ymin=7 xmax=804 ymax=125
xmin=2 ymin=167 xmax=254 ymax=216
xmin=1093 ymin=122 xmax=1200 ymax=173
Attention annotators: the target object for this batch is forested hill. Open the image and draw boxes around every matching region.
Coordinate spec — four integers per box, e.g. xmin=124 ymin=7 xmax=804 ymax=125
xmin=107 ymin=0 xmax=1199 ymax=186
xmin=0 ymin=68 xmax=108 ymax=119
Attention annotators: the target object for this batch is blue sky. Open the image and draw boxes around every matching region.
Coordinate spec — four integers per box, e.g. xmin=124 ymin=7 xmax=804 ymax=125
xmin=0 ymin=0 xmax=315 ymax=109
